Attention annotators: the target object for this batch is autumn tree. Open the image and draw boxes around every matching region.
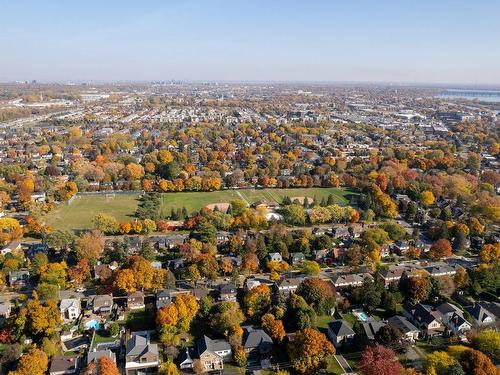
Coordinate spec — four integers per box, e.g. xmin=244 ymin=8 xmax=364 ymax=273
xmin=287 ymin=328 xmax=335 ymax=374
xmin=74 ymin=230 xmax=105 ymax=264
xmin=158 ymin=360 xmax=181 ymax=375
xmin=479 ymin=243 xmax=500 ymax=264
xmin=296 ymin=278 xmax=335 ymax=315
xmin=428 ymin=239 xmax=452 ymax=260
xmin=358 ymin=345 xmax=402 ymax=375
xmin=406 ymin=275 xmax=431 ymax=304
xmin=261 ymin=313 xmax=285 ymax=342
xmin=424 ymin=350 xmax=455 ymax=375
xmin=301 ymin=260 xmax=321 ymax=276
xmin=420 ymin=191 xmax=435 ymax=206
xmin=459 ymin=348 xmax=498 ymax=375
xmin=98 ymin=356 xmax=120 ymax=375
xmin=242 ymin=252 xmax=259 ymax=273
xmin=23 ymin=296 xmax=61 ymax=336
xmin=472 ymin=330 xmax=500 ymax=361
xmin=208 ymin=301 xmax=245 ymax=338
xmin=68 ymin=258 xmax=91 ymax=286
xmin=8 ymin=348 xmax=48 ymax=375
xmin=92 ymin=213 xmax=119 ymax=235
xmin=114 ymin=269 xmax=137 ymax=292
xmin=244 ymin=284 xmax=271 ymax=319
xmin=0 ymin=218 xmax=23 ymax=245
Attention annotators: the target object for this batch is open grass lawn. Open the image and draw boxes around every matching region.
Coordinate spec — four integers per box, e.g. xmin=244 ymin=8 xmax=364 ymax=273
xmin=125 ymin=308 xmax=156 ymax=331
xmin=339 ymin=312 xmax=357 ymax=327
xmin=415 ymin=337 xmax=450 ymax=356
xmin=326 ymin=356 xmax=344 ymax=374
xmin=45 ymin=193 xmax=141 ymax=232
xmin=92 ymin=330 xmax=117 ymax=348
xmin=46 ymin=187 xmax=357 ymax=231
xmin=316 ymin=314 xmax=333 ymax=330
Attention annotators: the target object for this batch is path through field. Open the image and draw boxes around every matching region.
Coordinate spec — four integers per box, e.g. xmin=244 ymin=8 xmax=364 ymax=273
xmin=236 ymin=190 xmax=250 ymax=205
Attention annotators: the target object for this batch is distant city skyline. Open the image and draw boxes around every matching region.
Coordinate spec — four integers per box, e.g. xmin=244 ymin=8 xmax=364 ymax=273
xmin=1 ymin=0 xmax=500 ymax=84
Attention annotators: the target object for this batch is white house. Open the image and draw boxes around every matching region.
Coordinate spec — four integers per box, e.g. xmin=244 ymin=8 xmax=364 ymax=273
xmin=60 ymin=298 xmax=81 ymax=322
xmin=327 ymin=320 xmax=355 ymax=348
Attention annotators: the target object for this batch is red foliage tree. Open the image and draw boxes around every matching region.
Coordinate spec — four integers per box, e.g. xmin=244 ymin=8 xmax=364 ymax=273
xmin=358 ymin=345 xmax=402 ymax=375
xmin=428 ymin=238 xmax=452 ymax=260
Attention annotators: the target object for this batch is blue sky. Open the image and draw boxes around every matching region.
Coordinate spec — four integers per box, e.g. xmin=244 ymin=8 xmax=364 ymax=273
xmin=1 ymin=0 xmax=499 ymax=84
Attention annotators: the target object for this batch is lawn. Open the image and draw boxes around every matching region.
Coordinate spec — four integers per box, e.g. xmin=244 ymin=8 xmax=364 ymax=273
xmin=316 ymin=314 xmax=334 ymax=330
xmin=91 ymin=330 xmax=117 ymax=349
xmin=326 ymin=356 xmax=344 ymax=374
xmin=125 ymin=308 xmax=156 ymax=331
xmin=339 ymin=312 xmax=357 ymax=327
xmin=45 ymin=187 xmax=357 ymax=231
xmin=158 ymin=187 xmax=357 ymax=216
xmin=45 ymin=193 xmax=141 ymax=232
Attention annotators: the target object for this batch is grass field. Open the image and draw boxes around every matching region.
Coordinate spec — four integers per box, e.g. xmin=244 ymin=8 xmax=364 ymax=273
xmin=46 ymin=194 xmax=141 ymax=232
xmin=158 ymin=187 xmax=357 ymax=217
xmin=46 ymin=187 xmax=358 ymax=231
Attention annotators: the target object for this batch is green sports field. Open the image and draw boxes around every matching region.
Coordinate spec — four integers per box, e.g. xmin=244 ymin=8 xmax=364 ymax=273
xmin=45 ymin=187 xmax=358 ymax=231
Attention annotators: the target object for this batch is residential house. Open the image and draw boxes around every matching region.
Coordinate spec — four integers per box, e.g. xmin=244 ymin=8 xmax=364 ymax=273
xmin=314 ymin=249 xmax=330 ymax=263
xmin=94 ymin=263 xmax=113 ymax=281
xmin=246 ymin=279 xmax=261 ymax=290
xmin=177 ymin=348 xmax=194 ymax=370
xmin=217 ymin=283 xmax=238 ymax=302
xmin=392 ymin=240 xmax=410 ymax=255
xmin=125 ymin=332 xmax=159 ymax=375
xmin=8 ymin=269 xmax=30 ymax=288
xmin=436 ymin=302 xmax=471 ymax=335
xmin=332 ymin=273 xmax=372 ymax=288
xmin=0 ymin=297 xmax=11 ymax=319
xmin=380 ymin=244 xmax=390 ymax=258
xmin=49 ymin=355 xmax=79 ymax=375
xmin=90 ymin=294 xmax=113 ymax=315
xmin=275 ymin=277 xmax=302 ymax=296
xmin=87 ymin=349 xmax=116 ymax=365
xmin=60 ymin=298 xmax=81 ymax=322
xmin=403 ymin=303 xmax=444 ymax=337
xmin=327 ymin=320 xmax=355 ymax=348
xmin=216 ymin=231 xmax=231 ymax=244
xmin=361 ymin=320 xmax=387 ymax=341
xmin=465 ymin=301 xmax=499 ymax=328
xmin=127 ymin=291 xmax=145 ymax=310
xmin=197 ymin=335 xmax=232 ymax=372
xmin=0 ymin=240 xmax=22 ymax=255
xmin=387 ymin=315 xmax=420 ymax=341
xmin=290 ymin=252 xmax=305 ymax=265
xmin=332 ymin=226 xmax=350 ymax=238
xmin=242 ymin=327 xmax=273 ymax=357
xmin=156 ymin=289 xmax=173 ymax=309
xmin=379 ymin=265 xmax=425 ymax=286
xmin=268 ymin=252 xmax=283 ymax=263
xmin=425 ymin=264 xmax=456 ymax=277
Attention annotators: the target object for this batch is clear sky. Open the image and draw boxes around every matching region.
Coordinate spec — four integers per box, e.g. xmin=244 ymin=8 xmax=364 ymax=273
xmin=1 ymin=0 xmax=500 ymax=84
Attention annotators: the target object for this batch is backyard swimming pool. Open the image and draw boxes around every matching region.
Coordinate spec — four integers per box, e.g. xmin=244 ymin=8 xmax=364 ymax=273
xmin=353 ymin=310 xmax=370 ymax=322
xmin=84 ymin=319 xmax=101 ymax=330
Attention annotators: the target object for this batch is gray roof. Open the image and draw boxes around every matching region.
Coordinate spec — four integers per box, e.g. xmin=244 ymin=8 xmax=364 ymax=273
xmin=328 ymin=320 xmax=355 ymax=336
xmin=87 ymin=349 xmax=116 ymax=365
xmin=387 ymin=315 xmax=419 ymax=334
xmin=126 ymin=333 xmax=158 ymax=357
xmin=242 ymin=327 xmax=273 ymax=350
xmin=197 ymin=335 xmax=231 ymax=354
xmin=361 ymin=321 xmax=387 ymax=340
xmin=60 ymin=298 xmax=80 ymax=311
xmin=436 ymin=302 xmax=461 ymax=316
xmin=50 ymin=355 xmax=79 ymax=373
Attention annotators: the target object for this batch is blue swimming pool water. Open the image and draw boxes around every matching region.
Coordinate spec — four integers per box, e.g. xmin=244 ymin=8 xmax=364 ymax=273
xmin=357 ymin=312 xmax=370 ymax=321
xmin=85 ymin=319 xmax=100 ymax=330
